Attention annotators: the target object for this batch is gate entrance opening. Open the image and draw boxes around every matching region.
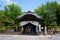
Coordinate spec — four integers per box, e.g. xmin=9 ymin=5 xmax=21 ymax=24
xmin=22 ymin=23 xmax=37 ymax=35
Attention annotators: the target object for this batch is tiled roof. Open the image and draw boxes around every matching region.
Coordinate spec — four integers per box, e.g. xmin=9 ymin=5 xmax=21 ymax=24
xmin=17 ymin=12 xmax=43 ymax=19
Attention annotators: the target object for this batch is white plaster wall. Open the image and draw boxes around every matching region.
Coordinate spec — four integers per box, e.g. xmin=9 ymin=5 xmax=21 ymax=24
xmin=20 ymin=21 xmax=39 ymax=26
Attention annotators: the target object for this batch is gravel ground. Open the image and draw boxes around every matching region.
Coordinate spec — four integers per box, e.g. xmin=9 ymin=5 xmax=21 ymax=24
xmin=0 ymin=34 xmax=60 ymax=40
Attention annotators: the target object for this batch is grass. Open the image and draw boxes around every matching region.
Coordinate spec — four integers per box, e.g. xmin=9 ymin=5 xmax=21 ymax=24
xmin=57 ymin=27 xmax=60 ymax=32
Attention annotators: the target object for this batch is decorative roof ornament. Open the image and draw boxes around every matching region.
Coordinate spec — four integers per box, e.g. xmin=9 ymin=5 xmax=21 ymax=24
xmin=27 ymin=11 xmax=32 ymax=13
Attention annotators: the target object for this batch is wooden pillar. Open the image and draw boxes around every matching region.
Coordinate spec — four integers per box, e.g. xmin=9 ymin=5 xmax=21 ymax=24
xmin=22 ymin=27 xmax=23 ymax=32
xmin=39 ymin=24 xmax=41 ymax=32
xmin=36 ymin=26 xmax=38 ymax=33
xmin=45 ymin=26 xmax=47 ymax=35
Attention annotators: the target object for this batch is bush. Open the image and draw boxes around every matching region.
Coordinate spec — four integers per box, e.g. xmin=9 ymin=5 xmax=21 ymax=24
xmin=0 ymin=26 xmax=7 ymax=33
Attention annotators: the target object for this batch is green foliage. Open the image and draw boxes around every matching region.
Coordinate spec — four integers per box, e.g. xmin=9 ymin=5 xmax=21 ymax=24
xmin=0 ymin=26 xmax=7 ymax=33
xmin=35 ymin=1 xmax=60 ymax=26
xmin=0 ymin=10 xmax=5 ymax=20
xmin=0 ymin=3 xmax=22 ymax=32
xmin=4 ymin=3 xmax=22 ymax=19
xmin=4 ymin=3 xmax=22 ymax=26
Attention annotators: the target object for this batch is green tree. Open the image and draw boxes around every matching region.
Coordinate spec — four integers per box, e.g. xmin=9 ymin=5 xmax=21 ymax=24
xmin=0 ymin=10 xmax=4 ymax=21
xmin=4 ymin=3 xmax=22 ymax=26
xmin=55 ymin=4 xmax=60 ymax=25
xmin=49 ymin=1 xmax=60 ymax=25
xmin=0 ymin=10 xmax=5 ymax=26
xmin=35 ymin=1 xmax=58 ymax=26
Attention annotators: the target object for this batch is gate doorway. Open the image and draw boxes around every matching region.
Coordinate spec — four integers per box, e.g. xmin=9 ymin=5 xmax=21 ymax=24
xmin=22 ymin=23 xmax=37 ymax=35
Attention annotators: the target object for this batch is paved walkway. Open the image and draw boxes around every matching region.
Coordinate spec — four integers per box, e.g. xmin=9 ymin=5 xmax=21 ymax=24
xmin=0 ymin=34 xmax=60 ymax=40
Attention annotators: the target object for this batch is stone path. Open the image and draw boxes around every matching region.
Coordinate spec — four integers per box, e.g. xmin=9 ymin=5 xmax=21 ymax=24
xmin=0 ymin=34 xmax=60 ymax=40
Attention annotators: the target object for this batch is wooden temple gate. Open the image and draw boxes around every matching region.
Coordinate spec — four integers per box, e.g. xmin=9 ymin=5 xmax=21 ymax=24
xmin=16 ymin=11 xmax=45 ymax=35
